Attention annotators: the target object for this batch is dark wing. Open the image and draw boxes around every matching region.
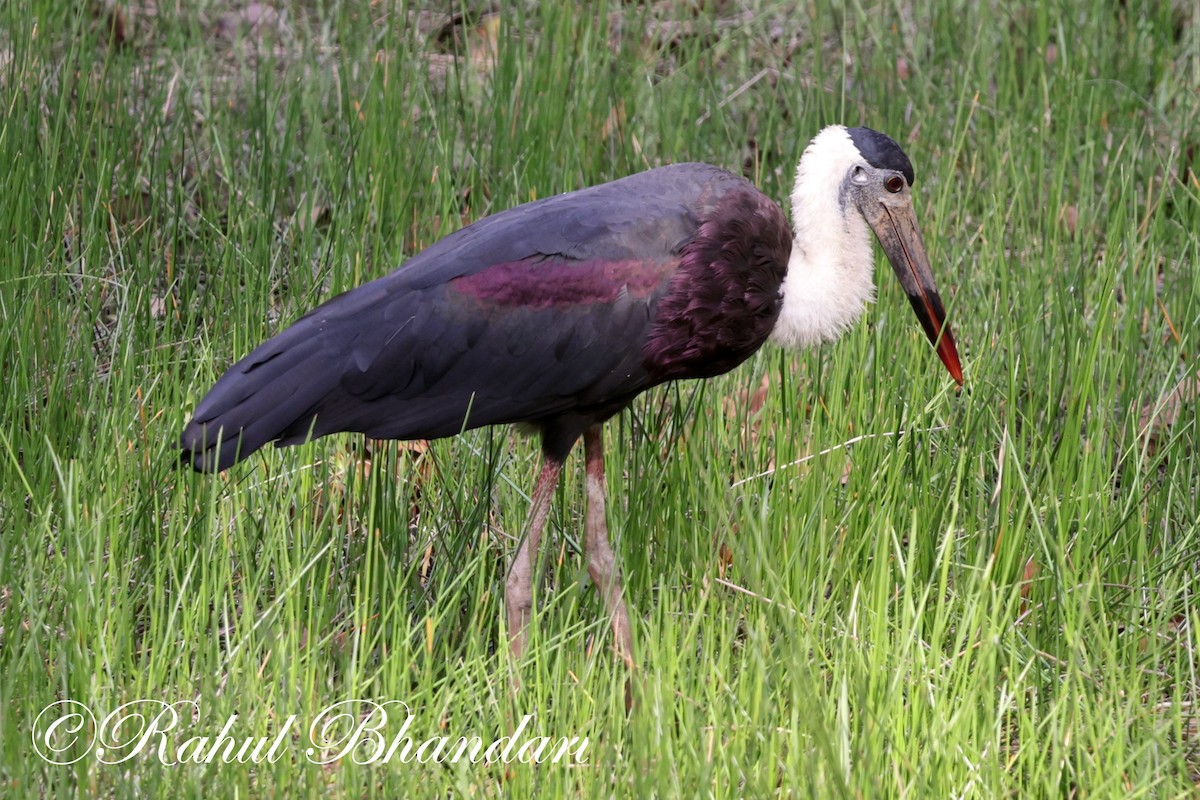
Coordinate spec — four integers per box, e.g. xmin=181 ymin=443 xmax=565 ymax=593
xmin=180 ymin=163 xmax=756 ymax=471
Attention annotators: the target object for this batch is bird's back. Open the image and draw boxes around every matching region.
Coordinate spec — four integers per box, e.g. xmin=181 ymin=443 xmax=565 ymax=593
xmin=180 ymin=163 xmax=790 ymax=471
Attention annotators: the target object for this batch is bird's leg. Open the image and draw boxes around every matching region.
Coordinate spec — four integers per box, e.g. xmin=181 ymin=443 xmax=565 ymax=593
xmin=583 ymin=425 xmax=634 ymax=666
xmin=506 ymin=453 xmax=564 ymax=661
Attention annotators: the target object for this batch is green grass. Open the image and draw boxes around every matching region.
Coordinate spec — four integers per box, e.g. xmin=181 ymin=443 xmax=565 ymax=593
xmin=2 ymin=0 xmax=1198 ymax=796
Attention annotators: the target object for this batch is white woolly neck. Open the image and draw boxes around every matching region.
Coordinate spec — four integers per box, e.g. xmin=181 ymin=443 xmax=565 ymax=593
xmin=770 ymin=126 xmax=877 ymax=349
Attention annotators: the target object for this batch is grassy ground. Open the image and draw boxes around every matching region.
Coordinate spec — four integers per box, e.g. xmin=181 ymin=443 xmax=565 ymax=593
xmin=2 ymin=0 xmax=1198 ymax=796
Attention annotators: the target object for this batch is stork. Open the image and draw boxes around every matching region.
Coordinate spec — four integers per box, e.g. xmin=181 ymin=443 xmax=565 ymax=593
xmin=180 ymin=125 xmax=964 ymax=665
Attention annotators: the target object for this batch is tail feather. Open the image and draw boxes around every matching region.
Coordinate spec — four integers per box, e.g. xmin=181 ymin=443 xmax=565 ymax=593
xmin=180 ymin=321 xmax=340 ymax=472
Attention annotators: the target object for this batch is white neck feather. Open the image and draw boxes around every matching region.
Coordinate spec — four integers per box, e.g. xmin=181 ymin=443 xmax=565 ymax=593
xmin=770 ymin=126 xmax=876 ymax=349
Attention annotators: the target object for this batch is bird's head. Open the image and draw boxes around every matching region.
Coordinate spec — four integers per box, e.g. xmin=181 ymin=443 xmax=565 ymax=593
xmin=781 ymin=126 xmax=963 ymax=386
xmin=840 ymin=127 xmax=962 ymax=385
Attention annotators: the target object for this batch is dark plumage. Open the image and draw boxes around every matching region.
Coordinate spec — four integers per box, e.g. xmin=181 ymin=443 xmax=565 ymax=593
xmin=181 ymin=164 xmax=788 ymax=469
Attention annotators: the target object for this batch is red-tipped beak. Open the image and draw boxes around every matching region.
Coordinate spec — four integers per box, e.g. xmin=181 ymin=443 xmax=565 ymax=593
xmin=865 ymin=201 xmax=963 ymax=385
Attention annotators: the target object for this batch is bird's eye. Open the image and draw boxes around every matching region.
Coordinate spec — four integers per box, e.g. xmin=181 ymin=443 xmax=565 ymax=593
xmin=885 ymin=175 xmax=905 ymax=193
